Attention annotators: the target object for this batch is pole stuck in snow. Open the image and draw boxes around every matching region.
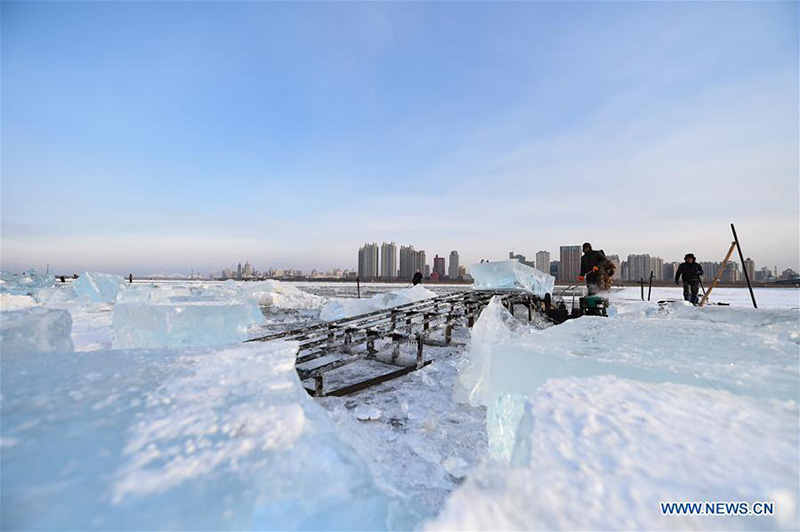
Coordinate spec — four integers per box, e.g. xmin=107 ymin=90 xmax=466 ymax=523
xmin=647 ymin=271 xmax=654 ymax=301
xmin=731 ymin=223 xmax=757 ymax=309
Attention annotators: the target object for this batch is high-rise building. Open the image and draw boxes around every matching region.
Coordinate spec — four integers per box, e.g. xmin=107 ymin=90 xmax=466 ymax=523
xmin=380 ymin=242 xmax=398 ymax=279
xmin=744 ymin=258 xmax=755 ymax=282
xmin=559 ymin=246 xmax=581 ymax=281
xmin=626 ymin=254 xmax=651 ymax=281
xmin=699 ymin=262 xmax=718 ymax=282
xmin=399 ymin=245 xmax=416 ymax=279
xmin=650 ymin=257 xmax=664 ymax=281
xmin=415 ymin=251 xmax=426 ymax=277
xmin=663 ymin=262 xmax=679 ymax=281
xmin=509 ymin=251 xmax=527 ymax=263
xmin=721 ymin=262 xmax=740 ymax=283
xmin=535 ymin=251 xmax=551 ymax=274
xmin=243 ymin=261 xmax=253 ymax=278
xmin=358 ymin=243 xmax=379 ymax=279
xmin=550 ymin=261 xmax=560 ymax=278
xmin=448 ymin=251 xmax=460 ymax=279
xmin=433 ymin=255 xmax=446 ymax=278
xmin=458 ymin=265 xmax=467 ymax=278
xmin=236 ymin=262 xmax=243 ymax=279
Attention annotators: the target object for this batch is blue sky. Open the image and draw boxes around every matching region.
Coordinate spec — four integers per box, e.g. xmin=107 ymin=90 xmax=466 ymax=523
xmin=2 ymin=1 xmax=797 ymax=275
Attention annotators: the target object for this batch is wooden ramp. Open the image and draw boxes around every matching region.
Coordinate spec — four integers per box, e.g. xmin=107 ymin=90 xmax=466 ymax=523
xmin=247 ymin=290 xmax=545 ymax=396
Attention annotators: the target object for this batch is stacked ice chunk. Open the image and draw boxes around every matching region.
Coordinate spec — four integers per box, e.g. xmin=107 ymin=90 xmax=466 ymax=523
xmin=73 ymin=272 xmax=126 ymax=303
xmin=468 ymin=260 xmax=554 ymax=297
xmin=112 ymin=284 xmax=265 ymax=349
xmin=0 ymin=308 xmax=74 ymax=354
xmin=320 ymin=284 xmax=436 ymax=321
xmin=0 ymin=270 xmax=55 ymax=297
xmin=1 ymin=342 xmax=407 ymax=530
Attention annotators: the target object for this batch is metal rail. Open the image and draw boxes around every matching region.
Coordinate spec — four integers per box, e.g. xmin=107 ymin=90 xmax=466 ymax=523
xmin=249 ymin=290 xmax=545 ymax=396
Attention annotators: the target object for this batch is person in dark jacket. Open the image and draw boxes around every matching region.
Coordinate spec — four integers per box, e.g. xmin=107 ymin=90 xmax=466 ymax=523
xmin=579 ymin=242 xmax=607 ymax=296
xmin=412 ymin=270 xmax=423 ymax=286
xmin=675 ymin=253 xmax=704 ymax=304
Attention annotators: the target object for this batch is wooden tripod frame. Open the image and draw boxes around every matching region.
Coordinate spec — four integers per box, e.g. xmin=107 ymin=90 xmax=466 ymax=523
xmin=698 ymin=242 xmax=736 ymax=307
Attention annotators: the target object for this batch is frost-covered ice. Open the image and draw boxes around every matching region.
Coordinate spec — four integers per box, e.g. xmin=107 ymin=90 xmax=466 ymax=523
xmin=73 ymin=272 xmax=125 ymax=303
xmin=431 ymin=376 xmax=799 ymax=531
xmin=0 ymin=270 xmax=55 ymax=296
xmin=0 ymin=308 xmax=74 ymax=353
xmin=442 ymin=294 xmax=799 ymax=529
xmin=469 ymin=259 xmax=554 ymax=296
xmin=320 ymin=285 xmax=436 ymax=321
xmin=1 ymin=342 xmax=410 ymax=530
xmin=0 ymin=293 xmax=38 ymax=311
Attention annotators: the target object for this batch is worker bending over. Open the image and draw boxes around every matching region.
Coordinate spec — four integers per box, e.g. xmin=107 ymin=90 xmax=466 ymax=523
xmin=579 ymin=242 xmax=607 ymax=296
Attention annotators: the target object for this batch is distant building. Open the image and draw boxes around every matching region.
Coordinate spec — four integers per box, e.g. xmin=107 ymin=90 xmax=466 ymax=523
xmin=380 ymin=242 xmax=398 ymax=279
xmin=626 ymin=254 xmax=651 ymax=281
xmin=721 ymin=262 xmax=740 ymax=283
xmin=663 ymin=261 xmax=679 ymax=281
xmin=448 ymin=251 xmax=460 ymax=279
xmin=458 ymin=265 xmax=467 ymax=278
xmin=699 ymin=261 xmax=718 ymax=281
xmin=243 ymin=261 xmax=253 ymax=278
xmin=399 ymin=245 xmax=416 ymax=279
xmin=237 ymin=262 xmax=243 ymax=279
xmin=550 ymin=261 xmax=560 ymax=278
xmin=358 ymin=243 xmax=379 ymax=279
xmin=559 ymin=246 xmax=581 ymax=282
xmin=780 ymin=268 xmax=798 ymax=280
xmin=415 ymin=251 xmax=427 ymax=277
xmin=433 ymin=255 xmax=446 ymax=278
xmin=424 ymin=264 xmax=431 ymax=278
xmin=744 ymin=258 xmax=755 ymax=282
xmin=535 ymin=251 xmax=550 ymax=274
xmin=650 ymin=257 xmax=664 ymax=281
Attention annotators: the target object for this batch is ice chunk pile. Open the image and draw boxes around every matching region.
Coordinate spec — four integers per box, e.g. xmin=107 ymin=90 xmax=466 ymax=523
xmin=1 ymin=342 xmax=408 ymax=530
xmin=432 ymin=376 xmax=799 ymax=531
xmin=319 ymin=284 xmax=436 ymax=321
xmin=469 ymin=260 xmax=554 ymax=297
xmin=73 ymin=272 xmax=125 ymax=303
xmin=443 ymin=297 xmax=800 ymax=529
xmin=0 ymin=270 xmax=55 ymax=296
xmin=239 ymin=280 xmax=325 ymax=311
xmin=0 ymin=308 xmax=74 ymax=354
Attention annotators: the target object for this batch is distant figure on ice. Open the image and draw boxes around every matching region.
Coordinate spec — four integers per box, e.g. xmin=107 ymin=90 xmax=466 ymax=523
xmin=60 ymin=275 xmax=66 ymax=283
xmin=675 ymin=253 xmax=703 ymax=305
xmin=579 ymin=242 xmax=607 ymax=296
xmin=412 ymin=270 xmax=423 ymax=286
xmin=128 ymin=273 xmax=133 ymax=284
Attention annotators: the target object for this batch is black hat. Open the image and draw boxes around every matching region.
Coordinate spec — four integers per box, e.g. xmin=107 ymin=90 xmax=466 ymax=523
xmin=684 ymin=253 xmax=695 ymax=260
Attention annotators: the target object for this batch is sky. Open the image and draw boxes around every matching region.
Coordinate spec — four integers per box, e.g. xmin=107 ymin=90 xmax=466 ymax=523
xmin=2 ymin=1 xmax=798 ymax=276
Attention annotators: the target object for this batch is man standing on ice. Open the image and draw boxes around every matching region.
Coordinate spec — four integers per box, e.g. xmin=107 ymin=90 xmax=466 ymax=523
xmin=675 ymin=253 xmax=704 ymax=305
xmin=412 ymin=270 xmax=423 ymax=286
xmin=579 ymin=242 xmax=607 ymax=295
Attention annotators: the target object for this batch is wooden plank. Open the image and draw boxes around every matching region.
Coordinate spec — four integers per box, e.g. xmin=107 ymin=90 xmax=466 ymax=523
xmin=699 ymin=242 xmax=736 ymax=307
xmin=323 ymin=360 xmax=433 ymax=397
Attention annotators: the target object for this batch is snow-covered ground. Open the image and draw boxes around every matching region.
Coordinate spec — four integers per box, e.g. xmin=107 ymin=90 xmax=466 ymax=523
xmin=1 ymin=274 xmax=798 ymax=530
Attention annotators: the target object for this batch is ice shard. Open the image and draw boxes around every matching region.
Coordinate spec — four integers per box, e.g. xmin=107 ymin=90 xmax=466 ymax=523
xmin=0 ymin=308 xmax=74 ymax=354
xmin=468 ymin=260 xmax=554 ymax=297
xmin=73 ymin=272 xmax=125 ymax=303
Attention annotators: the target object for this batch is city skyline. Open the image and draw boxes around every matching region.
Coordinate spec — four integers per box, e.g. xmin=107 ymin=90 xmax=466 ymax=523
xmin=3 ymin=3 xmax=797 ymax=274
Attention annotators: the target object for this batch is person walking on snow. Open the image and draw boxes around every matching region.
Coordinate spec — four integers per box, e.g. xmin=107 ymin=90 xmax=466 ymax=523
xmin=579 ymin=242 xmax=607 ymax=296
xmin=675 ymin=253 xmax=704 ymax=305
